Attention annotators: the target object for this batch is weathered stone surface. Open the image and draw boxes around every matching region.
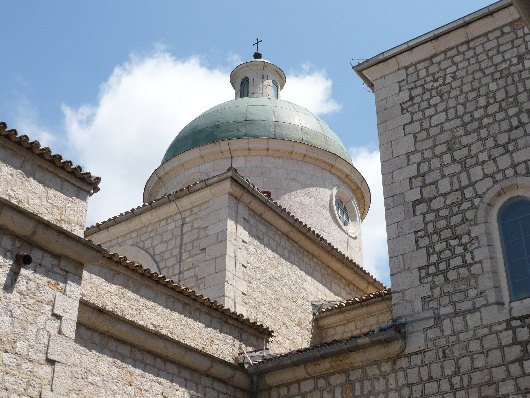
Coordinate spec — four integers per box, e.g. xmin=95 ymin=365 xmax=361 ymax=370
xmin=0 ymin=140 xmax=90 ymax=236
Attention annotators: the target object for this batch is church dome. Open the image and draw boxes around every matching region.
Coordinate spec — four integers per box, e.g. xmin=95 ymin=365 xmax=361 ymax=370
xmin=161 ymin=97 xmax=352 ymax=165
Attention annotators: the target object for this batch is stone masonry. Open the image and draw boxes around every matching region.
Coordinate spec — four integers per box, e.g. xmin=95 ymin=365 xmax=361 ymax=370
xmin=2 ymin=2 xmax=529 ymax=398
xmin=0 ymin=230 xmax=84 ymax=397
xmin=87 ymin=174 xmax=376 ymax=355
xmin=257 ymin=3 xmax=530 ymax=397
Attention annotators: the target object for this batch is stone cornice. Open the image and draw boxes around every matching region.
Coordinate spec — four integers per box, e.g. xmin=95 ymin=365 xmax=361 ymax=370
xmin=145 ymin=138 xmax=371 ymax=220
xmin=245 ymin=326 xmax=405 ymax=388
xmin=353 ymin=1 xmax=518 ymax=88
xmin=78 ymin=301 xmax=252 ymax=391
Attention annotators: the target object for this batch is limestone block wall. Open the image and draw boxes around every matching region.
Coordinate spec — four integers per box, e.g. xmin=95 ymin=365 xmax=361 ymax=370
xmin=313 ymin=297 xmax=393 ymax=345
xmin=258 ymin=314 xmax=530 ymax=397
xmin=91 ymin=194 xmax=231 ymax=304
xmin=156 ymin=155 xmax=363 ymax=263
xmin=369 ymin=9 xmax=530 ymax=350
xmin=0 ymin=231 xmax=83 ymax=397
xmin=0 ymin=139 xmax=91 ymax=236
xmin=81 ymin=262 xmax=265 ymax=363
xmin=255 ymin=6 xmax=530 ymax=397
xmin=70 ymin=325 xmax=246 ymax=398
xmin=225 ymin=195 xmax=364 ymax=354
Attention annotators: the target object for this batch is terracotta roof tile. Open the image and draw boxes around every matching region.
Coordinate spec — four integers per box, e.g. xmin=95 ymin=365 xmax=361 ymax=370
xmin=248 ymin=322 xmax=399 ymax=366
xmin=0 ymin=122 xmax=101 ymax=194
xmin=89 ymin=242 xmax=273 ymax=335
xmin=317 ymin=288 xmax=391 ymax=315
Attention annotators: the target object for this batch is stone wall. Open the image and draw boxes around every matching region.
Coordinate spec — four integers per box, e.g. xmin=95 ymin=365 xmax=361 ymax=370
xmin=69 ymin=324 xmax=246 ymax=398
xmin=90 ymin=193 xmax=231 ymax=304
xmin=259 ymin=314 xmax=530 ymax=397
xmin=0 ymin=230 xmax=83 ymax=397
xmin=371 ymin=7 xmax=529 ymax=348
xmin=152 ymin=154 xmax=363 ymax=263
xmin=0 ymin=139 xmax=91 ymax=236
xmin=90 ymin=178 xmax=371 ymax=355
xmin=313 ymin=297 xmax=393 ymax=345
xmin=226 ymin=194 xmax=364 ymax=354
xmin=257 ymin=5 xmax=530 ymax=397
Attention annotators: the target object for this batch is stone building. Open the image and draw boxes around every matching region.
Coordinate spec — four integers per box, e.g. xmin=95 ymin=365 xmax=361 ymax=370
xmin=1 ymin=0 xmax=529 ymax=397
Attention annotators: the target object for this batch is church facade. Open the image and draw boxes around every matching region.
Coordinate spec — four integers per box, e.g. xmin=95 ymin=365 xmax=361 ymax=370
xmin=1 ymin=1 xmax=529 ymax=397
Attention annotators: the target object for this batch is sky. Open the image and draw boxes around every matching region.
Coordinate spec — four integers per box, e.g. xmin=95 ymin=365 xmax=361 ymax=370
xmin=1 ymin=0 xmax=494 ymax=286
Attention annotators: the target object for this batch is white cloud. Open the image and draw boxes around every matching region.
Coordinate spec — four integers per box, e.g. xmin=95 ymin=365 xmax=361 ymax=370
xmin=61 ymin=50 xmax=342 ymax=225
xmin=63 ymin=51 xmax=233 ymax=225
xmin=349 ymin=146 xmax=390 ymax=286
xmin=281 ymin=66 xmax=341 ymax=115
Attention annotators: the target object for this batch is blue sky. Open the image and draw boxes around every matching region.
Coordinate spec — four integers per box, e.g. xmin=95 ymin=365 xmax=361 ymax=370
xmin=1 ymin=1 xmax=493 ymax=285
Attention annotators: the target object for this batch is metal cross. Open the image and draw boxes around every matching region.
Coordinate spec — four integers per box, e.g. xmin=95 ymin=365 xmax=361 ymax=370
xmin=253 ymin=38 xmax=262 ymax=53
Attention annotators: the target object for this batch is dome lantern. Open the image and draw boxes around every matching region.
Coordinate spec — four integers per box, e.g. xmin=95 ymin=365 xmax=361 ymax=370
xmin=230 ymin=49 xmax=286 ymax=100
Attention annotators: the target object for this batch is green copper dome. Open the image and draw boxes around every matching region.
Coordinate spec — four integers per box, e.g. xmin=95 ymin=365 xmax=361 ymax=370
xmin=161 ymin=97 xmax=352 ymax=165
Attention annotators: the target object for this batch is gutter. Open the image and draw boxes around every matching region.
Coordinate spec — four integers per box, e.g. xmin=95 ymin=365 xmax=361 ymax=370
xmin=353 ymin=0 xmax=512 ymax=89
xmin=246 ymin=325 xmax=403 ymax=376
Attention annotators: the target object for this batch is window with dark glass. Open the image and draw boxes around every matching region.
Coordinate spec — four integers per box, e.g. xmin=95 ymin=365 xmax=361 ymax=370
xmin=240 ymin=77 xmax=249 ymax=98
xmin=335 ymin=199 xmax=350 ymax=226
xmin=272 ymin=81 xmax=278 ymax=99
xmin=498 ymin=196 xmax=530 ymax=301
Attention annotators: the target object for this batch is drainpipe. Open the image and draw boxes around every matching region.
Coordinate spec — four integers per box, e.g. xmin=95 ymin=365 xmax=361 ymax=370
xmin=250 ymin=374 xmax=259 ymax=398
xmin=15 ymin=252 xmax=32 ymax=265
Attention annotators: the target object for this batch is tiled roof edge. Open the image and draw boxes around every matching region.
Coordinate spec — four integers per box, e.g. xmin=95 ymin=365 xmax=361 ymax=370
xmin=246 ymin=323 xmax=403 ymax=372
xmin=92 ymin=244 xmax=273 ymax=336
xmin=0 ymin=122 xmax=101 ymax=194
xmin=316 ymin=288 xmax=392 ymax=317
xmin=0 ymin=192 xmax=271 ymax=336
xmin=229 ymin=171 xmax=386 ymax=290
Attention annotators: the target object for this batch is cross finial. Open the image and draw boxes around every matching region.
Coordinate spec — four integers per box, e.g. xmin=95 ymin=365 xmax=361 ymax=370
xmin=253 ymin=38 xmax=263 ymax=59
xmin=253 ymin=38 xmax=262 ymax=52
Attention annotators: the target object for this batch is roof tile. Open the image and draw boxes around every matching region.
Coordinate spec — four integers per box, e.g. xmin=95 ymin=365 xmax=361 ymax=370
xmin=0 ymin=122 xmax=101 ymax=194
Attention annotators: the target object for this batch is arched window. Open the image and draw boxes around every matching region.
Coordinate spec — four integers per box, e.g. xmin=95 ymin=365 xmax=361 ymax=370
xmin=240 ymin=77 xmax=249 ymax=98
xmin=272 ymin=81 xmax=278 ymax=99
xmin=335 ymin=198 xmax=350 ymax=226
xmin=498 ymin=197 xmax=530 ymax=301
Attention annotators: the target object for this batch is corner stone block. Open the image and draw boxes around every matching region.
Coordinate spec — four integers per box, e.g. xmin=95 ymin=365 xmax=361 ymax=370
xmin=52 ymin=293 xmax=79 ymax=321
xmin=59 ymin=318 xmax=77 ymax=339
xmin=393 ymin=163 xmax=418 ymax=183
xmin=392 ymin=134 xmax=415 ymax=157
xmin=46 ymin=334 xmax=75 ymax=364
xmin=403 ymin=248 xmax=427 ymax=268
